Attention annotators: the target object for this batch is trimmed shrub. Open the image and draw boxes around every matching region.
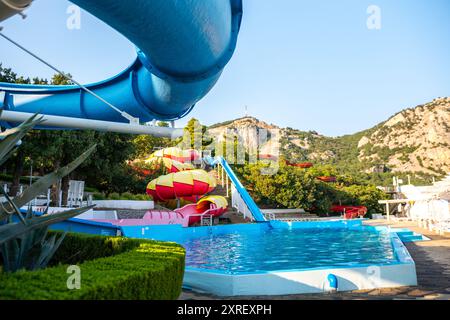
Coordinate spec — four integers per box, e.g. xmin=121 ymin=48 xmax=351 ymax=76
xmin=50 ymin=232 xmax=140 ymax=265
xmin=120 ymin=192 xmax=135 ymax=200
xmin=92 ymin=192 xmax=106 ymax=200
xmin=108 ymin=192 xmax=121 ymax=200
xmin=0 ymin=233 xmax=185 ymax=300
xmin=134 ymin=194 xmax=151 ymax=201
xmin=84 ymin=187 xmax=99 ymax=193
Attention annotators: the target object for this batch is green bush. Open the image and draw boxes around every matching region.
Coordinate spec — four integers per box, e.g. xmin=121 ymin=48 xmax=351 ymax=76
xmin=341 ymin=185 xmax=388 ymax=213
xmin=0 ymin=233 xmax=185 ymax=300
xmin=92 ymin=192 xmax=106 ymax=200
xmin=121 ymin=192 xmax=135 ymax=200
xmin=50 ymin=232 xmax=140 ymax=265
xmin=234 ymin=161 xmax=389 ymax=215
xmin=235 ymin=162 xmax=318 ymax=210
xmin=134 ymin=194 xmax=151 ymax=201
xmin=84 ymin=186 xmax=99 ymax=193
xmin=108 ymin=192 xmax=121 ymax=200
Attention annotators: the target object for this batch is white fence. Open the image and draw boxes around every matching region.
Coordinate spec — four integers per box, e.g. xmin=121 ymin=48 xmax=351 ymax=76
xmin=409 ymin=199 xmax=450 ymax=234
xmin=400 ymin=179 xmax=450 ymax=234
xmin=230 ymin=184 xmax=255 ymax=221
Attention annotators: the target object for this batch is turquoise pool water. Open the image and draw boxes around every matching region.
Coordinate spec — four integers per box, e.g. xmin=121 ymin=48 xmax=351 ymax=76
xmin=182 ymin=228 xmax=397 ymax=274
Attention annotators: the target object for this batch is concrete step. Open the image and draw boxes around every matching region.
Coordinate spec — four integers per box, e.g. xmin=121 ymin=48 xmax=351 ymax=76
xmin=395 ymin=230 xmax=414 ymax=236
xmin=399 ymin=234 xmax=425 ymax=242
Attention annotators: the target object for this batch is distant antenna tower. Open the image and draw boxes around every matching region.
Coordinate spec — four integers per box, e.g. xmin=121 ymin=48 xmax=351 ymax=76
xmin=244 ymin=105 xmax=248 ymax=117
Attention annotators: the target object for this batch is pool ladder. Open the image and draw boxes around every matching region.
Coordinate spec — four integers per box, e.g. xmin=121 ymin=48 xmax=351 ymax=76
xmin=201 ymin=215 xmax=214 ymax=226
xmin=263 ymin=212 xmax=276 ymax=220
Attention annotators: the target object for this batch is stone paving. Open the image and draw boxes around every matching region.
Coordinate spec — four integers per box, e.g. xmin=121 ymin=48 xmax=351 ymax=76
xmin=179 ymin=219 xmax=450 ymax=300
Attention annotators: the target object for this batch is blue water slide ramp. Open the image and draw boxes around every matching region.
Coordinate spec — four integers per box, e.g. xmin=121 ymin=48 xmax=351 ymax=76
xmin=15 ymin=209 xmax=121 ymax=236
xmin=217 ymin=156 xmax=266 ymax=222
xmin=0 ymin=0 xmax=242 ymax=125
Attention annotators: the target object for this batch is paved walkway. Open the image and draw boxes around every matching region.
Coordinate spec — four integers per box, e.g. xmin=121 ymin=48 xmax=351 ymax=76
xmin=180 ymin=219 xmax=450 ymax=300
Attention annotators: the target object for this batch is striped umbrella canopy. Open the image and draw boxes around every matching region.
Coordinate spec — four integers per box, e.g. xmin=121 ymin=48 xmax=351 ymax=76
xmin=196 ymin=195 xmax=228 ymax=212
xmin=144 ymin=157 xmax=194 ymax=173
xmin=150 ymin=147 xmax=200 ymax=163
xmin=186 ymin=149 xmax=201 ymax=162
xmin=183 ymin=195 xmax=228 ymax=224
xmin=146 ymin=169 xmax=216 ymax=202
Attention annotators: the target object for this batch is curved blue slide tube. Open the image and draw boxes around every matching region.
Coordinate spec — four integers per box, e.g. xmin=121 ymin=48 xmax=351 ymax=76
xmin=0 ymin=0 xmax=242 ymax=123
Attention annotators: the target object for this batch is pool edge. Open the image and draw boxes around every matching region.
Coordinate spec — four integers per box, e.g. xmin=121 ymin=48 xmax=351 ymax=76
xmin=137 ymin=219 xmax=418 ymax=296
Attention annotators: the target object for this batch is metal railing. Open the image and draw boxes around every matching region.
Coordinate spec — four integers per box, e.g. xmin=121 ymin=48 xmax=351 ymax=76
xmin=262 ymin=212 xmax=276 ymax=221
xmin=216 ymin=157 xmax=266 ymax=222
xmin=230 ymin=183 xmax=255 ymax=221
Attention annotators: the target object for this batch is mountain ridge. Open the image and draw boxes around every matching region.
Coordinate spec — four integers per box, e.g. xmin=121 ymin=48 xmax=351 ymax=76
xmin=206 ymin=97 xmax=450 ymax=177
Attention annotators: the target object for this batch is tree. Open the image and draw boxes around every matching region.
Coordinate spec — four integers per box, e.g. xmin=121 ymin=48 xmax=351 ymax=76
xmin=336 ymin=185 xmax=387 ymax=214
xmin=235 ymin=162 xmax=319 ymax=210
xmin=176 ymin=118 xmax=212 ymax=151
xmin=2 ymin=67 xmax=51 ymax=196
xmin=234 ymin=160 xmax=387 ymax=216
xmin=157 ymin=121 xmax=169 ymax=127
xmin=80 ymin=132 xmax=138 ymax=194
xmin=1 ymin=64 xmax=143 ymax=202
xmin=12 ymin=130 xmax=140 ymax=202
xmin=3 ymin=68 xmax=76 ymax=202
xmin=0 ymin=63 xmax=17 ymax=82
xmin=132 ymin=122 xmax=174 ymax=159
xmin=51 ymin=73 xmax=73 ymax=85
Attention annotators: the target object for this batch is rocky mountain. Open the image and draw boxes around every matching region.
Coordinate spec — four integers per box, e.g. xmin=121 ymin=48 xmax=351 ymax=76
xmin=208 ymin=116 xmax=281 ymax=156
xmin=206 ymin=97 xmax=450 ymax=177
xmin=358 ymin=97 xmax=450 ymax=175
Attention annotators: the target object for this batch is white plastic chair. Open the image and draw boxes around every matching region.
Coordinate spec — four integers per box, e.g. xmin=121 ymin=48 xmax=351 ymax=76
xmin=67 ymin=180 xmax=85 ymax=207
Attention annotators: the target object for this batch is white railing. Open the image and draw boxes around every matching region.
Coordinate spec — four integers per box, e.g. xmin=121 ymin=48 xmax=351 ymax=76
xmin=263 ymin=212 xmax=276 ymax=221
xmin=409 ymin=199 xmax=450 ymax=235
xmin=201 ymin=215 xmax=213 ymax=226
xmin=184 ymin=213 xmax=214 ymax=226
xmin=214 ymin=159 xmax=267 ymax=222
xmin=230 ymin=183 xmax=254 ymax=221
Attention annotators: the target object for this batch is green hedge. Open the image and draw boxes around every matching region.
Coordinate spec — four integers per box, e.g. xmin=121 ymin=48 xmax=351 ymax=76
xmin=0 ymin=233 xmax=185 ymax=300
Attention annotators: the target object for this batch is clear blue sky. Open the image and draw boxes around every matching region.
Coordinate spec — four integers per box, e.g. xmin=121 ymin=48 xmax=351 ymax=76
xmin=1 ymin=0 xmax=449 ymax=136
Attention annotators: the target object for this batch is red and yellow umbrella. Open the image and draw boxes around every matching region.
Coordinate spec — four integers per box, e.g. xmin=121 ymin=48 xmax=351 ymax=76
xmin=144 ymin=157 xmax=194 ymax=173
xmin=150 ymin=147 xmax=200 ymax=163
xmin=196 ymin=195 xmax=228 ymax=213
xmin=146 ymin=169 xmax=216 ymax=202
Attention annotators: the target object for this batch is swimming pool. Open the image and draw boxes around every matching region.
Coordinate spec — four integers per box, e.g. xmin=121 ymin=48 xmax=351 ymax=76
xmin=121 ymin=219 xmax=417 ymax=296
xmin=183 ymin=228 xmax=397 ymax=274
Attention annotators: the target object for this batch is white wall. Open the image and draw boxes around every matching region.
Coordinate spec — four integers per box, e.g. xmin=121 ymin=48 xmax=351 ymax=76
xmin=92 ymin=200 xmax=154 ymax=210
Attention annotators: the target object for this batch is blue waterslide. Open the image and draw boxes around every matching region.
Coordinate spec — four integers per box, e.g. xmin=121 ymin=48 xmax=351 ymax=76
xmin=0 ymin=0 xmax=242 ymax=124
xmin=217 ymin=156 xmax=266 ymax=222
